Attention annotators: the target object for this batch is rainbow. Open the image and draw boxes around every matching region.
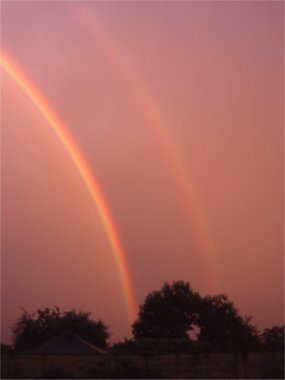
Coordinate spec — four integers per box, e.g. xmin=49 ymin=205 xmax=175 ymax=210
xmin=1 ymin=50 xmax=137 ymax=324
xmin=70 ymin=4 xmax=218 ymax=288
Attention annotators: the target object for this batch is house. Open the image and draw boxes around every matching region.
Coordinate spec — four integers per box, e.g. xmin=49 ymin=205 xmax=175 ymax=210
xmin=27 ymin=331 xmax=106 ymax=355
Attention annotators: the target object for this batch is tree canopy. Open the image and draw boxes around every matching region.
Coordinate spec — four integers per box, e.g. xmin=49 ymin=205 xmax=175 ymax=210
xmin=12 ymin=306 xmax=109 ymax=351
xmin=197 ymin=294 xmax=259 ymax=350
xmin=132 ymin=281 xmax=259 ymax=351
xmin=261 ymin=325 xmax=284 ymax=351
xmin=9 ymin=282 xmax=281 ymax=355
xmin=132 ymin=281 xmax=201 ymax=340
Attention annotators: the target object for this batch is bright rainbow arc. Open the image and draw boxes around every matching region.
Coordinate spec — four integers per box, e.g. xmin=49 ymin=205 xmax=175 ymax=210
xmin=1 ymin=50 xmax=137 ymax=325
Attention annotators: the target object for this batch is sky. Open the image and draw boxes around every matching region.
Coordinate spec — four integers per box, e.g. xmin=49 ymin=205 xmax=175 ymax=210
xmin=1 ymin=1 xmax=284 ymax=344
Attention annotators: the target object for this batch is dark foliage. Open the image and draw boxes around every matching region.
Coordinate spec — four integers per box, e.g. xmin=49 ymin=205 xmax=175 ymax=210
xmin=132 ymin=281 xmax=260 ymax=352
xmin=112 ymin=337 xmax=216 ymax=355
xmin=261 ymin=325 xmax=284 ymax=351
xmin=12 ymin=306 xmax=109 ymax=351
xmin=132 ymin=281 xmax=201 ymax=340
xmin=197 ymin=294 xmax=260 ymax=351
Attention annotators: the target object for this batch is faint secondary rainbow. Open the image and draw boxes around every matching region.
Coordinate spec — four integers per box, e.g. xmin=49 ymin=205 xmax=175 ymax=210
xmin=1 ymin=50 xmax=137 ymax=324
xmin=71 ymin=4 xmax=218 ymax=289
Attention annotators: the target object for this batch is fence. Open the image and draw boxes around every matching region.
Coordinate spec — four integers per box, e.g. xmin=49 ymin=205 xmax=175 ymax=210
xmin=1 ymin=351 xmax=284 ymax=378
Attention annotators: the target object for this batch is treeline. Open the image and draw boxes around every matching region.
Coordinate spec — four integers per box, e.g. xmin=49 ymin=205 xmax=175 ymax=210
xmin=1 ymin=281 xmax=284 ymax=354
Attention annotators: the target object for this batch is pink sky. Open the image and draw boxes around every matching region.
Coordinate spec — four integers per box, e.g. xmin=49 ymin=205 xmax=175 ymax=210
xmin=1 ymin=1 xmax=284 ymax=343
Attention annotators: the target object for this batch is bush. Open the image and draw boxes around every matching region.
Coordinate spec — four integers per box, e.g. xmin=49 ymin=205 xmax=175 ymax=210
xmin=112 ymin=338 xmax=219 ymax=355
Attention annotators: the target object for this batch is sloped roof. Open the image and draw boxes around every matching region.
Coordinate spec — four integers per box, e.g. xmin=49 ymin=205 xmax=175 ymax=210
xmin=27 ymin=332 xmax=106 ymax=355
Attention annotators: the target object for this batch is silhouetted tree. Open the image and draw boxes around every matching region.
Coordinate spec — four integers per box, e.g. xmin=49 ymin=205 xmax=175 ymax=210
xmin=197 ymin=294 xmax=259 ymax=351
xmin=132 ymin=282 xmax=259 ymax=352
xmin=12 ymin=306 xmax=109 ymax=351
xmin=261 ymin=325 xmax=284 ymax=351
xmin=132 ymin=281 xmax=201 ymax=340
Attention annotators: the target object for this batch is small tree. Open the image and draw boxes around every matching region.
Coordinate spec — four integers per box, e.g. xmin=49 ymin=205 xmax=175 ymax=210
xmin=12 ymin=306 xmax=109 ymax=351
xmin=261 ymin=325 xmax=284 ymax=351
xmin=132 ymin=281 xmax=201 ymax=340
